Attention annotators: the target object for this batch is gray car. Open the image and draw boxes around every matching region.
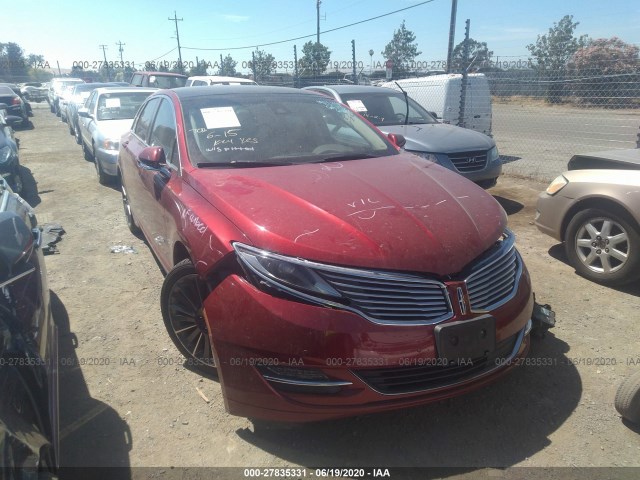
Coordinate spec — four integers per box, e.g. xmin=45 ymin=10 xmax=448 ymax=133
xmin=303 ymin=85 xmax=501 ymax=187
xmin=77 ymin=87 xmax=156 ymax=184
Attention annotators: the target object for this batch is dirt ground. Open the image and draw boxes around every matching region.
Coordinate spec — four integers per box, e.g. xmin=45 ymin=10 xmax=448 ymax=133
xmin=15 ymin=104 xmax=640 ymax=478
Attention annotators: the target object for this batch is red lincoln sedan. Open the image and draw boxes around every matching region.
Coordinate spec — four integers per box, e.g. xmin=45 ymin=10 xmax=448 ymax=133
xmin=118 ymin=86 xmax=534 ymax=422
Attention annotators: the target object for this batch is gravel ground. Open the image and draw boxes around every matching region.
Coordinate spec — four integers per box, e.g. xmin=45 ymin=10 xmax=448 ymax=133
xmin=14 ymin=103 xmax=640 ymax=479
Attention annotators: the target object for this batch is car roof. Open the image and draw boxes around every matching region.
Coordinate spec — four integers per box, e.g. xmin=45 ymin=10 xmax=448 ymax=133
xmin=170 ymin=85 xmax=321 ymax=99
xmin=0 ymin=86 xmax=17 ymax=94
xmin=93 ymin=87 xmax=158 ymax=95
xmin=305 ymin=85 xmax=397 ymax=95
xmin=188 ymin=75 xmax=256 ymax=83
xmin=136 ymin=71 xmax=187 ymax=78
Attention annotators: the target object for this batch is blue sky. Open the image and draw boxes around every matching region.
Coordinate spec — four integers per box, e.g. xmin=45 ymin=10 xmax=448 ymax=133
xmin=5 ymin=0 xmax=640 ymax=74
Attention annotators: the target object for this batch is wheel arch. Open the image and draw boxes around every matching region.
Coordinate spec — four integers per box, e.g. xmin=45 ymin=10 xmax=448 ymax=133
xmin=173 ymin=241 xmax=192 ymax=267
xmin=560 ymin=197 xmax=638 ymax=241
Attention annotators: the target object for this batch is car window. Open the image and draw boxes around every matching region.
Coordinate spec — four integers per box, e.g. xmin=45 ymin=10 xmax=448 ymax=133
xmin=193 ymin=80 xmax=207 ymax=86
xmin=149 ymin=76 xmax=187 ymax=89
xmin=96 ymin=91 xmax=154 ymax=121
xmin=131 ymin=74 xmax=142 ymax=86
xmin=149 ymin=98 xmax=178 ymax=167
xmin=86 ymin=91 xmax=98 ymax=112
xmin=133 ymin=98 xmax=160 ymax=141
xmin=181 ymin=92 xmax=397 ymax=166
xmin=339 ymin=92 xmax=437 ymax=126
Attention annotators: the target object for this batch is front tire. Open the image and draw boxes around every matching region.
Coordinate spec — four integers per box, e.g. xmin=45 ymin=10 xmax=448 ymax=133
xmin=95 ymin=158 xmax=110 ymax=185
xmin=564 ymin=208 xmax=640 ymax=286
xmin=161 ymin=259 xmax=217 ymax=374
xmin=615 ymin=371 xmax=640 ymax=424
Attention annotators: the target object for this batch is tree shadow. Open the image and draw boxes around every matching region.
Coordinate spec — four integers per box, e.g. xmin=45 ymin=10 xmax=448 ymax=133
xmin=235 ymin=334 xmax=581 ymax=473
xmin=51 ymin=291 xmax=132 ymax=480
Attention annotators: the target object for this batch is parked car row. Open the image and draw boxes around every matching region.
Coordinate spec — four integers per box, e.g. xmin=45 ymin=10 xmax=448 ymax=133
xmin=0 ymin=83 xmax=32 ymax=128
xmin=0 ymin=106 xmax=23 ymax=192
xmin=0 ymin=178 xmax=58 ymax=476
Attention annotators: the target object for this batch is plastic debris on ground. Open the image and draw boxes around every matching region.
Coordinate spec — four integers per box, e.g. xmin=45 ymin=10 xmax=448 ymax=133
xmin=110 ymin=245 xmax=137 ymax=254
xmin=40 ymin=223 xmax=65 ymax=255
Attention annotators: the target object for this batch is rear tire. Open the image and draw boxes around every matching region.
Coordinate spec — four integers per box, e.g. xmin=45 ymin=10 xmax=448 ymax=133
xmin=120 ymin=179 xmax=141 ymax=235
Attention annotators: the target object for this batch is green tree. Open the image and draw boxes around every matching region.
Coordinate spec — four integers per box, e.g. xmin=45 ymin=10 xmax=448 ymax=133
xmin=299 ymin=41 xmax=331 ymax=77
xmin=569 ymin=37 xmax=640 ymax=106
xmin=527 ymin=15 xmax=589 ymax=102
xmin=381 ymin=21 xmax=421 ymax=74
xmin=218 ymin=54 xmax=237 ymax=76
xmin=451 ymin=38 xmax=493 ymax=72
xmin=248 ymin=49 xmax=275 ymax=81
xmin=0 ymin=42 xmax=29 ymax=80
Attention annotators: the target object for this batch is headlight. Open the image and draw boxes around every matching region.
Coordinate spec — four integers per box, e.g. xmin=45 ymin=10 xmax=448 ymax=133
xmin=546 ymin=175 xmax=568 ymax=195
xmin=487 ymin=146 xmax=500 ymax=163
xmin=233 ymin=243 xmax=342 ymax=300
xmin=0 ymin=146 xmax=14 ymax=165
xmin=411 ymin=151 xmax=439 ymax=163
xmin=101 ymin=139 xmax=119 ymax=150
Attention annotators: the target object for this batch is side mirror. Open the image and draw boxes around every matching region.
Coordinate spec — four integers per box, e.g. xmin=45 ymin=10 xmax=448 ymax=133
xmin=0 ymin=212 xmax=34 ymax=282
xmin=428 ymin=111 xmax=440 ymax=120
xmin=387 ymin=133 xmax=406 ymax=149
xmin=77 ymin=107 xmax=91 ymax=118
xmin=139 ymin=146 xmax=166 ymax=168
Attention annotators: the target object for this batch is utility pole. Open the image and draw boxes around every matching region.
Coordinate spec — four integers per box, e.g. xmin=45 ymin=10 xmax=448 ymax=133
xmin=116 ymin=41 xmax=125 ymax=63
xmin=99 ymin=44 xmax=111 ymax=81
xmin=351 ymin=40 xmax=357 ymax=84
xmin=293 ymin=45 xmax=299 ymax=87
xmin=168 ymin=11 xmax=184 ymax=73
xmin=458 ymin=19 xmax=470 ymax=128
xmin=316 ymin=0 xmax=321 ymax=44
xmin=446 ymin=0 xmax=458 ymax=73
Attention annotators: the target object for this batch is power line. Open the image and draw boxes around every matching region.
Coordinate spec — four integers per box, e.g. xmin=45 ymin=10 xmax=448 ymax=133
xmin=182 ymin=0 xmax=435 ymax=51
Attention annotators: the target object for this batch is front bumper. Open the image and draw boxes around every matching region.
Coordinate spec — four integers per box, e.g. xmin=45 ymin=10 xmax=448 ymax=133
xmin=203 ymin=265 xmax=534 ymax=422
xmin=96 ymin=148 xmax=119 ymax=176
xmin=535 ymin=191 xmax=574 ymax=241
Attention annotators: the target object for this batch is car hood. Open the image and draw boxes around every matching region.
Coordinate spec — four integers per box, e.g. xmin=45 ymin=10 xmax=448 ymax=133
xmin=188 ymin=154 xmax=506 ymax=275
xmin=380 ymin=123 xmax=494 ymax=154
xmin=95 ymin=119 xmax=134 ymax=141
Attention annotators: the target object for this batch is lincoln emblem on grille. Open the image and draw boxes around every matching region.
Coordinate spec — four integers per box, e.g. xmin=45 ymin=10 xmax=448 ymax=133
xmin=457 ymin=287 xmax=467 ymax=315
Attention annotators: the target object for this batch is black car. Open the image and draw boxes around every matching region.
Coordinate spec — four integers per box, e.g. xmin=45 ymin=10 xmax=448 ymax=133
xmin=0 ymin=84 xmax=31 ymax=127
xmin=0 ymin=108 xmax=22 ymax=192
xmin=0 ymin=179 xmax=58 ymax=477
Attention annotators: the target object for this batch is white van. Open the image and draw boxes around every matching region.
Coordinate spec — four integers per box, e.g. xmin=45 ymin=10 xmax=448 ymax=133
xmin=382 ymin=73 xmax=492 ymax=136
xmin=186 ymin=76 xmax=258 ymax=87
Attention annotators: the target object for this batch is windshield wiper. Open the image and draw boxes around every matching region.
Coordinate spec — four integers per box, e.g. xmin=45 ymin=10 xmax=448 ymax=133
xmin=197 ymin=160 xmax=297 ymax=168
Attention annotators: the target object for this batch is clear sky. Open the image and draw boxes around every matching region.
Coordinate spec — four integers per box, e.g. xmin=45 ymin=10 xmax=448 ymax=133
xmin=5 ymin=0 xmax=640 ymax=74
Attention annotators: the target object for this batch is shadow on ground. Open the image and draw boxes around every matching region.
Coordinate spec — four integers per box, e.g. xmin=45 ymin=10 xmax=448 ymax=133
xmin=493 ymin=195 xmax=524 ymax=215
xmin=548 ymin=244 xmax=640 ymax=297
xmin=236 ymin=333 xmax=580 ymax=473
xmin=51 ymin=291 xmax=132 ymax=480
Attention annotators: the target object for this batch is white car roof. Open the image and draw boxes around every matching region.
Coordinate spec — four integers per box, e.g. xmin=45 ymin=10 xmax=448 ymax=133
xmin=187 ymin=75 xmax=257 ymax=85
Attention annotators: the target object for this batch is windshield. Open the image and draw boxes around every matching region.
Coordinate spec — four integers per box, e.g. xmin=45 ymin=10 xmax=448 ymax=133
xmin=150 ymin=76 xmax=187 ymax=88
xmin=339 ymin=91 xmax=437 ymax=126
xmin=181 ymin=92 xmax=397 ymax=167
xmin=97 ymin=92 xmax=153 ymax=121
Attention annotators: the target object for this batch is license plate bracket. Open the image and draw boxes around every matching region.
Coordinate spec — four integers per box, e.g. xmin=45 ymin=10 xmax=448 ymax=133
xmin=435 ymin=315 xmax=496 ymax=363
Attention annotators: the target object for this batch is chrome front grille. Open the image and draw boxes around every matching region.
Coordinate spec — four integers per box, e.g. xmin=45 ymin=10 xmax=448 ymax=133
xmin=448 ymin=150 xmax=488 ymax=173
xmin=466 ymin=238 xmax=521 ymax=312
xmin=318 ymin=270 xmax=452 ymax=325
